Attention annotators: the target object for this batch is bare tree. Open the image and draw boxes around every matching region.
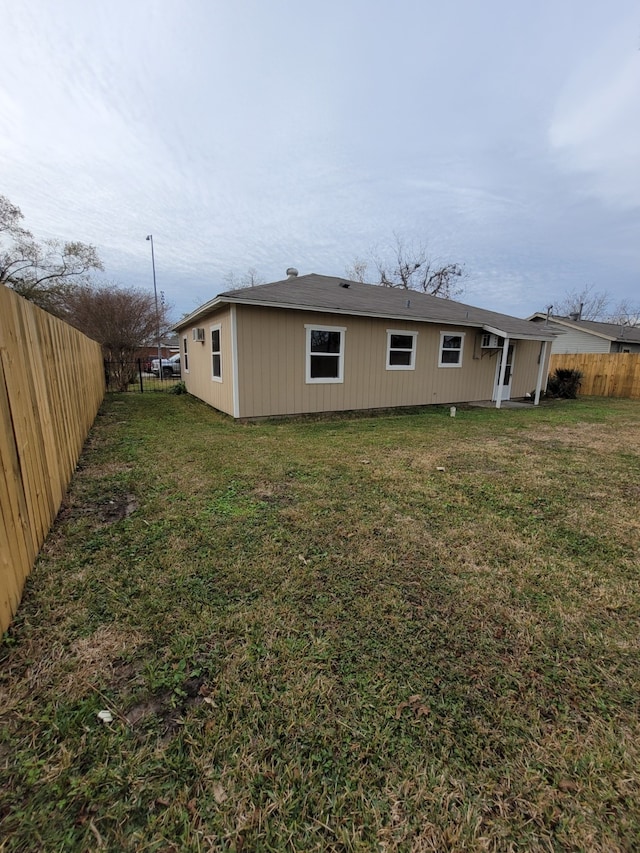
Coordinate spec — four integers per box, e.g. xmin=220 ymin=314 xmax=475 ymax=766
xmin=223 ymin=267 xmax=264 ymax=290
xmin=607 ymin=298 xmax=640 ymax=327
xmin=550 ymin=285 xmax=640 ymax=325
xmin=344 ymin=258 xmax=369 ymax=283
xmin=0 ymin=194 xmax=103 ymax=315
xmin=64 ymin=283 xmax=170 ymax=390
xmin=348 ymin=234 xmax=464 ymax=298
xmin=552 ymin=285 xmax=610 ymax=321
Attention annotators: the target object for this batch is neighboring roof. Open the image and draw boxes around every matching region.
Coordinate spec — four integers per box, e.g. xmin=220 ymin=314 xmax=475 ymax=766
xmin=529 ymin=313 xmax=640 ymax=344
xmin=176 ymin=273 xmax=555 ymax=341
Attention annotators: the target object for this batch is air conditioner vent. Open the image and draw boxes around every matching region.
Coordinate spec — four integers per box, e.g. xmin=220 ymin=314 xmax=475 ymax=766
xmin=193 ymin=328 xmax=205 ymax=342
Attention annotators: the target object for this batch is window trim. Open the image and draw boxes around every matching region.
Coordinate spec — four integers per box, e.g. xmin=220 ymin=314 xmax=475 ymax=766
xmin=182 ymin=335 xmax=189 ymax=373
xmin=210 ymin=323 xmax=222 ymax=382
xmin=305 ymin=324 xmax=346 ymax=384
xmin=386 ymin=329 xmax=418 ymax=371
xmin=438 ymin=331 xmax=465 ymax=368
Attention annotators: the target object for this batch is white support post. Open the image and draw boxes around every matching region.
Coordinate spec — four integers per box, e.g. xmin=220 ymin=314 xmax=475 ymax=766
xmin=495 ymin=336 xmax=510 ymax=409
xmin=534 ymin=340 xmax=548 ymax=406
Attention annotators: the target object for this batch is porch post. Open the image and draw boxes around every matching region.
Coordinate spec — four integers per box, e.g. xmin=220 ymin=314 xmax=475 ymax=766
xmin=534 ymin=340 xmax=548 ymax=406
xmin=495 ymin=336 xmax=510 ymax=409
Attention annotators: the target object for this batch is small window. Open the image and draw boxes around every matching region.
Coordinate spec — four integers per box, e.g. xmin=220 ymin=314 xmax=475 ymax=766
xmin=182 ymin=336 xmax=189 ymax=372
xmin=211 ymin=324 xmax=222 ymax=381
xmin=439 ymin=332 xmax=465 ymax=367
xmin=305 ymin=325 xmax=346 ymax=383
xmin=387 ymin=330 xmax=417 ymax=370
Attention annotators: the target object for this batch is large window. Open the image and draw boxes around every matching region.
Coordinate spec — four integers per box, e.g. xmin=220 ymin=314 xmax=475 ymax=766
xmin=211 ymin=324 xmax=222 ymax=381
xmin=438 ymin=332 xmax=465 ymax=367
xmin=386 ymin=330 xmax=417 ymax=370
xmin=305 ymin=325 xmax=346 ymax=383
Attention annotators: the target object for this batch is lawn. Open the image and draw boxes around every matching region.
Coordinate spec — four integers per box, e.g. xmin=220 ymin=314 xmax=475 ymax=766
xmin=1 ymin=395 xmax=639 ymax=852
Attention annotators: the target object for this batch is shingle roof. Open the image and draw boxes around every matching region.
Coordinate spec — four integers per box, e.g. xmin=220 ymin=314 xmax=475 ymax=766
xmin=176 ymin=273 xmax=554 ymax=340
xmin=530 ymin=313 xmax=640 ymax=344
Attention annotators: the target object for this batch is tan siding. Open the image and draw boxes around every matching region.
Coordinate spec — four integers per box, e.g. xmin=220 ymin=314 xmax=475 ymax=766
xmin=180 ymin=307 xmax=235 ymax=416
xmin=231 ymin=306 xmax=547 ymax=418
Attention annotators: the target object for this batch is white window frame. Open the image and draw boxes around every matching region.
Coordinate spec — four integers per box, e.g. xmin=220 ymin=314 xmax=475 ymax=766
xmin=438 ymin=331 xmax=465 ymax=368
xmin=305 ymin=324 xmax=346 ymax=384
xmin=210 ymin=323 xmax=222 ymax=382
xmin=182 ymin=335 xmax=189 ymax=373
xmin=386 ymin=329 xmax=418 ymax=370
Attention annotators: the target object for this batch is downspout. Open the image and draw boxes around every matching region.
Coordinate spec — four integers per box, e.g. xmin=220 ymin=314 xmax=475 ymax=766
xmin=534 ymin=340 xmax=548 ymax=406
xmin=495 ymin=336 xmax=510 ymax=409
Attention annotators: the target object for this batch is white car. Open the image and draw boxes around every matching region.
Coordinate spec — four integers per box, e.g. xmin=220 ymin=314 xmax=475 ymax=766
xmin=151 ymin=354 xmax=181 ymax=377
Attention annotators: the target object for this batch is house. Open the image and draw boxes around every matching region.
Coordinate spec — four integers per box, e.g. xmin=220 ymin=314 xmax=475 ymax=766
xmin=174 ymin=271 xmax=555 ymax=419
xmin=528 ymin=313 xmax=640 ymax=354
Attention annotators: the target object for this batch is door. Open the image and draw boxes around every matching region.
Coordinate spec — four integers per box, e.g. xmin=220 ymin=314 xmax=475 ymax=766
xmin=493 ymin=344 xmax=515 ymax=401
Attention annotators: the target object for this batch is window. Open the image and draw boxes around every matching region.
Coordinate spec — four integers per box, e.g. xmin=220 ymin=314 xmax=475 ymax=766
xmin=387 ymin=330 xmax=417 ymax=370
xmin=438 ymin=332 xmax=465 ymax=367
xmin=211 ymin=324 xmax=222 ymax=380
xmin=305 ymin=324 xmax=346 ymax=383
xmin=182 ymin=336 xmax=189 ymax=372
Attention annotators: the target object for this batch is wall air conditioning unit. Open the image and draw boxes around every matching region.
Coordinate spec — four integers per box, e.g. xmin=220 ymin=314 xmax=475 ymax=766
xmin=193 ymin=328 xmax=205 ymax=342
xmin=481 ymin=333 xmax=501 ymax=349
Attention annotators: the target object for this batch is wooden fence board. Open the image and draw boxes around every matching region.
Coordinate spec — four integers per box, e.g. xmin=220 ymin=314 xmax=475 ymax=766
xmin=0 ymin=285 xmax=104 ymax=632
xmin=549 ymin=352 xmax=640 ymax=399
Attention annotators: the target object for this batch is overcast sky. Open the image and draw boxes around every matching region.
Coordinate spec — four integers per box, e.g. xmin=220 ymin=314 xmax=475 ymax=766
xmin=2 ymin=0 xmax=639 ymax=320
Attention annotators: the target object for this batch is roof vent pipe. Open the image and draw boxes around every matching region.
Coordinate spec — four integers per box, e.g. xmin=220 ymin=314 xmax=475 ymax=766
xmin=286 ymin=267 xmax=299 ymax=279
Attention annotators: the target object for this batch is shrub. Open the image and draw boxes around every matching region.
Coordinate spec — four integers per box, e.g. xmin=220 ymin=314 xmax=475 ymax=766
xmin=546 ymin=368 xmax=583 ymax=399
xmin=169 ymin=381 xmax=187 ymax=395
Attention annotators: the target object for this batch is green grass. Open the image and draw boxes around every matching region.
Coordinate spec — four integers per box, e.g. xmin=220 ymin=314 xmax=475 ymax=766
xmin=2 ymin=395 xmax=640 ymax=851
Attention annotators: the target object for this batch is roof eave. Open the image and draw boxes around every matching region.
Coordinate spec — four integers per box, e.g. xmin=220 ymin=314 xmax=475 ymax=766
xmin=176 ymin=295 xmax=554 ymax=341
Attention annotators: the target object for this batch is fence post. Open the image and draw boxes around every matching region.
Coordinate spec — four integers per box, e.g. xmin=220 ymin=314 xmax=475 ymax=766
xmin=138 ymin=358 xmax=143 ymax=393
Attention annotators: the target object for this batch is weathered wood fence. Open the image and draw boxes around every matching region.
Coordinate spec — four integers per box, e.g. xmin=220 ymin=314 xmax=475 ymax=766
xmin=549 ymin=352 xmax=640 ymax=399
xmin=0 ymin=285 xmax=104 ymax=632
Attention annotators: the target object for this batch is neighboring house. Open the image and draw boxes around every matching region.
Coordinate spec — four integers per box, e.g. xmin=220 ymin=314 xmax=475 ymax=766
xmin=528 ymin=313 xmax=640 ymax=354
xmin=174 ymin=271 xmax=555 ymax=419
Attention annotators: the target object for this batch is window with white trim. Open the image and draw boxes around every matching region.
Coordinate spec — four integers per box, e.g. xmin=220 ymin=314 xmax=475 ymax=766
xmin=438 ymin=332 xmax=465 ymax=367
xmin=386 ymin=330 xmax=417 ymax=370
xmin=182 ymin=336 xmax=189 ymax=372
xmin=305 ymin=325 xmax=346 ymax=383
xmin=211 ymin=324 xmax=222 ymax=381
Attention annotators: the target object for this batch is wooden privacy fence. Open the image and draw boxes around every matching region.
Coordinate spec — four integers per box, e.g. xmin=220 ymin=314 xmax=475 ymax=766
xmin=549 ymin=352 xmax=640 ymax=399
xmin=0 ymin=285 xmax=105 ymax=632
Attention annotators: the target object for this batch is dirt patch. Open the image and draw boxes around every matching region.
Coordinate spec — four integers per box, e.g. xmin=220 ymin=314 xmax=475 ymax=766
xmin=99 ymin=494 xmax=138 ymax=524
xmin=125 ymin=677 xmax=207 ymax=737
